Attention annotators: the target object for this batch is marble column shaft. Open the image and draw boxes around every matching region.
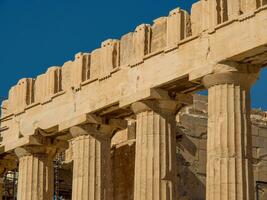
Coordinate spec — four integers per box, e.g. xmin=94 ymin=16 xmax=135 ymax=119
xmin=71 ymin=127 xmax=112 ymax=200
xmin=15 ymin=149 xmax=54 ymax=200
xmin=203 ymin=63 xmax=259 ymax=200
xmin=132 ymin=100 xmax=178 ymax=200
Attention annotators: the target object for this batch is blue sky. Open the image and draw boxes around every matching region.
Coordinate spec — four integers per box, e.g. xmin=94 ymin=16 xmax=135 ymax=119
xmin=0 ymin=0 xmax=266 ymax=109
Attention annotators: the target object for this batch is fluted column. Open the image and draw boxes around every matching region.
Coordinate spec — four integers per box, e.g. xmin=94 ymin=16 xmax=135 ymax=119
xmin=132 ymin=100 xmax=179 ymax=200
xmin=15 ymin=147 xmax=55 ymax=200
xmin=203 ymin=62 xmax=260 ymax=200
xmin=70 ymin=125 xmax=113 ymax=200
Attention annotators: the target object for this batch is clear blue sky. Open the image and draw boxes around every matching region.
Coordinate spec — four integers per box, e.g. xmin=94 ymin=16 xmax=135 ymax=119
xmin=0 ymin=0 xmax=266 ymax=109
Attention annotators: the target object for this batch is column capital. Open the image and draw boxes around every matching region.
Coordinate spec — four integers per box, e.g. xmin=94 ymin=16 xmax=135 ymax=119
xmin=131 ymin=94 xmax=192 ymax=115
xmin=131 ymin=100 xmax=177 ymax=114
xmin=14 ymin=146 xmax=57 ymax=159
xmin=69 ymin=118 xmax=127 ymax=139
xmin=202 ymin=61 xmax=260 ymax=89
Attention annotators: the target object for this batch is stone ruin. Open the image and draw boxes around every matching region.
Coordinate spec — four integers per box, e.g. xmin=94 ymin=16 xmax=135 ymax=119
xmin=1 ymin=0 xmax=267 ymax=199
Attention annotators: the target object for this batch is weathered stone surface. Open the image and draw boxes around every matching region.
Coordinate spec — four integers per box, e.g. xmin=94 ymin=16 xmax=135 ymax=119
xmin=2 ymin=1 xmax=267 ymax=200
xmin=151 ymin=17 xmax=167 ymax=53
xmin=100 ymin=39 xmax=120 ymax=79
xmin=120 ymin=24 xmax=151 ymax=65
xmin=167 ymin=8 xmax=191 ymax=47
xmin=35 ymin=66 xmax=62 ymax=103
xmin=90 ymin=48 xmax=101 ymax=80
xmin=176 ymin=94 xmax=267 ymax=200
xmin=70 ymin=134 xmax=112 ymax=200
xmin=69 ymin=124 xmax=115 ymax=200
xmin=132 ymin=100 xmax=179 ymax=200
xmin=62 ymin=53 xmax=90 ymax=90
xmin=8 ymin=78 xmax=34 ymax=114
xmin=120 ymin=32 xmax=134 ymax=66
xmin=203 ymin=63 xmax=259 ymax=200
xmin=15 ymin=147 xmax=55 ymax=200
xmin=1 ymin=100 xmax=9 ymax=118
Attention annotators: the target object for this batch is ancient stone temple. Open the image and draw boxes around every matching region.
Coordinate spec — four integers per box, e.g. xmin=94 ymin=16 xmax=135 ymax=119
xmin=1 ymin=0 xmax=267 ymax=199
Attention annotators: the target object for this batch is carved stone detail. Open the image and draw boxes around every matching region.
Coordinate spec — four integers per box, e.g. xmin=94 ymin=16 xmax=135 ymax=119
xmin=69 ymin=126 xmax=113 ymax=200
xmin=15 ymin=147 xmax=56 ymax=200
xmin=132 ymin=100 xmax=179 ymax=200
xmin=202 ymin=62 xmax=260 ymax=200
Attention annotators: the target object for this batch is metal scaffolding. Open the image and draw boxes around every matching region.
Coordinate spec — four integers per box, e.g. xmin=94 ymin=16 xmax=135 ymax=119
xmin=1 ymin=152 xmax=72 ymax=200
xmin=53 ymin=152 xmax=72 ymax=200
xmin=3 ymin=170 xmax=17 ymax=200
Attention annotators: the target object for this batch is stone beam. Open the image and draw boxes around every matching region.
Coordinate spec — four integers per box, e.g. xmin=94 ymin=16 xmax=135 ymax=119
xmin=2 ymin=1 xmax=267 ymax=154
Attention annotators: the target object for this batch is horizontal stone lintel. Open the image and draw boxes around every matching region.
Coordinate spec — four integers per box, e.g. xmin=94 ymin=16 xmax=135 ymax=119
xmin=2 ymin=4 xmax=267 ymax=152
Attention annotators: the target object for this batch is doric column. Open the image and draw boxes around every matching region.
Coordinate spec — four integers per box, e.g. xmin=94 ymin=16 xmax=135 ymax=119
xmin=70 ymin=121 xmax=126 ymax=200
xmin=15 ymin=147 xmax=55 ymax=200
xmin=132 ymin=100 xmax=180 ymax=200
xmin=203 ymin=62 xmax=260 ymax=200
